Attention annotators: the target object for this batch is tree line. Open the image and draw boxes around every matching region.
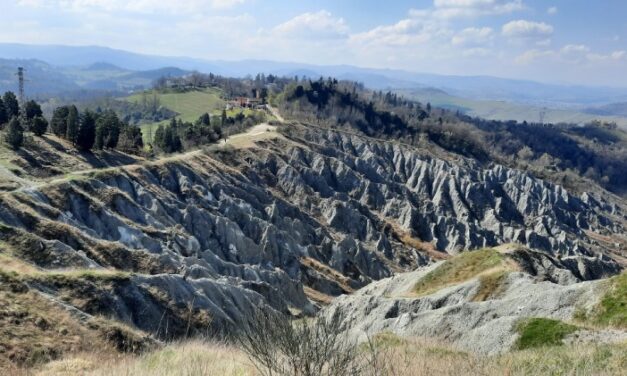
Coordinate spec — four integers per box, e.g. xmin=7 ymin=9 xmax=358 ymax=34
xmin=0 ymin=91 xmax=142 ymax=153
xmin=0 ymin=91 xmax=49 ymax=149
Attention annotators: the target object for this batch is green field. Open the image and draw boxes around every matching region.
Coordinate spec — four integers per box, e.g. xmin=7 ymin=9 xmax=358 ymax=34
xmin=126 ymin=88 xmax=226 ymax=143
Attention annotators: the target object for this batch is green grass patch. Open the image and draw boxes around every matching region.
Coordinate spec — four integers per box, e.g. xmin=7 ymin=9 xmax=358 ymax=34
xmin=413 ymin=248 xmax=507 ymax=295
xmin=126 ymin=88 xmax=225 ymax=123
xmin=514 ymin=318 xmax=578 ymax=350
xmin=587 ymin=272 xmax=627 ymax=329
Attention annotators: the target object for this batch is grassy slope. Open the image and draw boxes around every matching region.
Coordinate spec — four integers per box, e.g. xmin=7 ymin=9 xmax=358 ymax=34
xmin=578 ymin=272 xmax=627 ymax=329
xmin=125 ymin=88 xmax=226 ymax=143
xmin=400 ymin=89 xmax=627 ymax=127
xmin=412 ymin=248 xmax=514 ymax=296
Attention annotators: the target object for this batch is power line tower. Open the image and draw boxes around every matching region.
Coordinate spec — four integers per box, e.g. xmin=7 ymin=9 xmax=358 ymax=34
xmin=16 ymin=67 xmax=26 ymax=104
xmin=539 ymin=108 xmax=547 ymax=124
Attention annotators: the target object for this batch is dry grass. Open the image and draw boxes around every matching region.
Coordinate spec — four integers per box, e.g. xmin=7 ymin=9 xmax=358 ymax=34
xmin=472 ymin=269 xmax=509 ymax=302
xmin=301 ymin=256 xmax=354 ymax=294
xmin=0 ymin=273 xmax=111 ymax=370
xmin=31 ymin=334 xmax=627 ymax=376
xmin=36 ymin=340 xmax=255 ymax=376
xmin=412 ymin=248 xmax=516 ymax=296
xmin=303 ymin=286 xmax=334 ymax=305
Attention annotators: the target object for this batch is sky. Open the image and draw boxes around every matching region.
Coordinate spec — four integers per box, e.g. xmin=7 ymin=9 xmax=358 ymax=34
xmin=1 ymin=0 xmax=627 ymax=86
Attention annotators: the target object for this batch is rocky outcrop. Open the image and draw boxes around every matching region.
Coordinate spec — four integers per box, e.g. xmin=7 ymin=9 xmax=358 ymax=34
xmin=0 ymin=125 xmax=624 ymax=339
xmin=324 ymin=248 xmax=623 ymax=355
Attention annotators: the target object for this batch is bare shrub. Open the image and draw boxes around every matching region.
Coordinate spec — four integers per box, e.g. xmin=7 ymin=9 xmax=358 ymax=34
xmin=236 ymin=308 xmax=366 ymax=376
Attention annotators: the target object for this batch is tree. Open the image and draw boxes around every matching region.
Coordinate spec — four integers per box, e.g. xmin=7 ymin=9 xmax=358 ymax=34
xmin=5 ymin=117 xmax=23 ymax=150
xmin=153 ymin=124 xmax=165 ymax=149
xmin=2 ymin=92 xmax=19 ymax=119
xmin=31 ymin=116 xmax=48 ymax=136
xmin=0 ymin=98 xmax=7 ymax=125
xmin=66 ymin=105 xmax=80 ymax=144
xmin=51 ymin=106 xmax=70 ymax=137
xmin=23 ymin=100 xmax=43 ymax=120
xmin=76 ymin=110 xmax=96 ymax=151
xmin=197 ymin=113 xmax=210 ymax=126
xmin=221 ymin=109 xmax=227 ymax=126
xmin=94 ymin=110 xmax=121 ymax=149
xmin=117 ymin=125 xmax=144 ymax=153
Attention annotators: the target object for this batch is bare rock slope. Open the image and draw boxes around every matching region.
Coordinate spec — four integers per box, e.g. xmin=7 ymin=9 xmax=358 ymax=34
xmin=0 ymin=125 xmax=624 ymax=340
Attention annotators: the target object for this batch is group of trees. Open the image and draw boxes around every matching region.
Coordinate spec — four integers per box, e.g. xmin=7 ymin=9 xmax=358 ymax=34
xmin=152 ymin=112 xmax=225 ymax=153
xmin=50 ymin=105 xmax=143 ymax=152
xmin=0 ymin=92 xmax=49 ymax=149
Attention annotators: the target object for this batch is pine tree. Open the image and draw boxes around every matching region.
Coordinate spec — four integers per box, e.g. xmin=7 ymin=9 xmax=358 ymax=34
xmin=95 ymin=110 xmax=121 ymax=149
xmin=31 ymin=116 xmax=48 ymax=136
xmin=5 ymin=117 xmax=23 ymax=150
xmin=66 ymin=105 xmax=79 ymax=144
xmin=76 ymin=110 xmax=96 ymax=151
xmin=51 ymin=106 xmax=69 ymax=137
xmin=153 ymin=125 xmax=165 ymax=149
xmin=221 ymin=109 xmax=227 ymax=126
xmin=198 ymin=113 xmax=210 ymax=126
xmin=0 ymin=98 xmax=8 ymax=125
xmin=24 ymin=100 xmax=43 ymax=121
xmin=2 ymin=92 xmax=19 ymax=119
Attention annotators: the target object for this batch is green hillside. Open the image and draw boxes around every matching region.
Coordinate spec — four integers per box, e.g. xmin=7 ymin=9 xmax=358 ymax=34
xmin=125 ymin=88 xmax=226 ymax=142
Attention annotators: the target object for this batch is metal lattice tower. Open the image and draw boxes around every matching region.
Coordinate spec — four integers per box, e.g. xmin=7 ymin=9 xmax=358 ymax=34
xmin=17 ymin=67 xmax=25 ymax=104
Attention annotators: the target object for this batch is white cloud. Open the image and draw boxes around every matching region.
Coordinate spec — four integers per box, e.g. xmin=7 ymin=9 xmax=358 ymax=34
xmin=561 ymin=44 xmax=590 ymax=54
xmin=502 ymin=20 xmax=553 ymax=39
xmin=349 ymin=18 xmax=437 ymax=47
xmin=587 ymin=50 xmax=626 ymax=62
xmin=452 ymin=27 xmax=493 ymax=46
xmin=547 ymin=6 xmax=558 ymax=15
xmin=422 ymin=0 xmax=524 ymax=19
xmin=273 ymin=10 xmax=349 ymax=39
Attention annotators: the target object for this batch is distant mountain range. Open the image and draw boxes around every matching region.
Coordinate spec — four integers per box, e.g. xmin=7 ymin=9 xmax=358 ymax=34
xmin=0 ymin=57 xmax=189 ymax=96
xmin=2 ymin=43 xmax=627 ymax=122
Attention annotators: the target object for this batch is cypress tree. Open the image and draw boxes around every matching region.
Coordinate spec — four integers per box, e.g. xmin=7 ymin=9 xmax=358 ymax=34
xmin=95 ymin=110 xmax=121 ymax=150
xmin=66 ymin=105 xmax=79 ymax=144
xmin=221 ymin=109 xmax=227 ymax=126
xmin=2 ymin=92 xmax=19 ymax=119
xmin=31 ymin=116 xmax=48 ymax=136
xmin=5 ymin=117 xmax=23 ymax=150
xmin=154 ymin=124 xmax=165 ymax=149
xmin=51 ymin=106 xmax=69 ymax=137
xmin=76 ymin=110 xmax=96 ymax=151
xmin=0 ymin=98 xmax=8 ymax=125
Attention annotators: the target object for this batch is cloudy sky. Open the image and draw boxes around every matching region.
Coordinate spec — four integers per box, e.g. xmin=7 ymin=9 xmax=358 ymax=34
xmin=2 ymin=0 xmax=627 ymax=86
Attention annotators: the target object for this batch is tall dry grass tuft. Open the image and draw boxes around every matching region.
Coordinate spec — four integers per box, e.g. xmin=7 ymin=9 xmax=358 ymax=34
xmin=38 ymin=340 xmax=255 ymax=376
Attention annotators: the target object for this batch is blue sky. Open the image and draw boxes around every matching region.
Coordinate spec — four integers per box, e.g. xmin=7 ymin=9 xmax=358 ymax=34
xmin=2 ymin=0 xmax=627 ymax=86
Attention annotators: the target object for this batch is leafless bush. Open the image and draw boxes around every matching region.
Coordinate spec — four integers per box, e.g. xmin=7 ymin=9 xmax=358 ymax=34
xmin=236 ymin=308 xmax=370 ymax=376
